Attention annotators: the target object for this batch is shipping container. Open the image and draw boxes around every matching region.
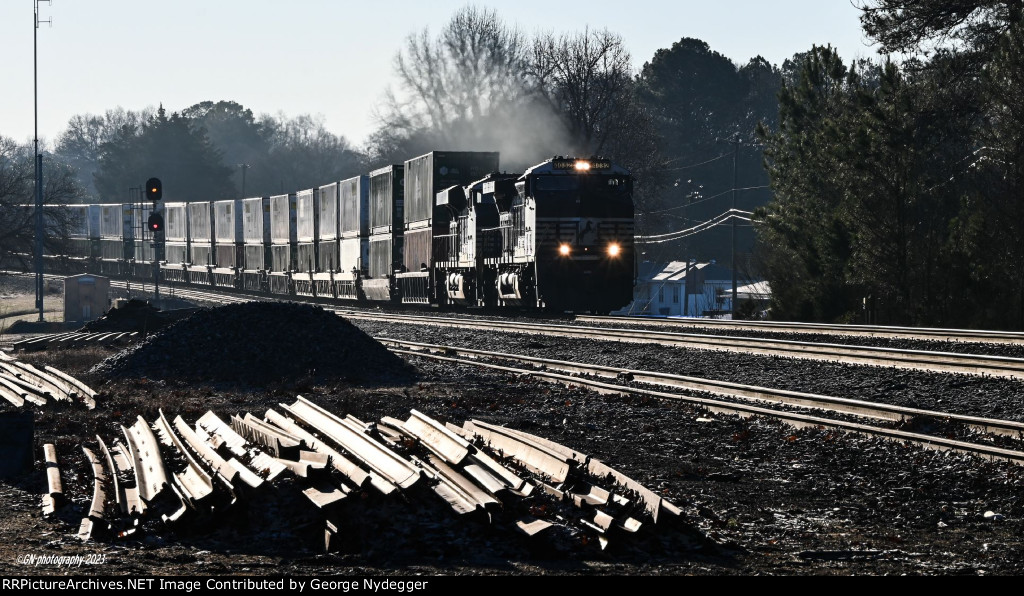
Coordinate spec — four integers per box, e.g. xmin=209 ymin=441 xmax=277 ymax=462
xmin=86 ymin=204 xmax=101 ymax=239
xmin=43 ymin=205 xmax=92 ymax=259
xmin=318 ymin=183 xmax=339 ymax=241
xmin=242 ymin=197 xmax=271 ymax=273
xmin=370 ymin=165 xmax=403 ymax=233
xmin=270 ymin=193 xmax=297 ymax=245
xmin=214 ymin=199 xmax=244 ymax=268
xmin=369 ymin=235 xmax=403 ymax=279
xmin=295 ymin=189 xmax=318 ymax=243
xmin=164 ymin=202 xmax=189 ymax=242
xmin=99 ymin=204 xmax=132 ymax=239
xmin=214 ymin=199 xmax=244 ymax=244
xmin=340 ymin=175 xmax=370 ymax=237
xmin=166 ymin=242 xmax=189 ymax=265
xmin=403 ymin=228 xmax=433 ymax=274
xmin=294 ymin=188 xmax=318 ymax=273
xmin=243 ymin=197 xmax=271 ymax=244
xmin=98 ymin=204 xmax=133 ymax=261
xmin=56 ymin=205 xmax=90 ymax=239
xmin=188 ymin=202 xmax=213 ymax=243
xmin=317 ymin=184 xmax=339 ymax=271
xmin=130 ymin=203 xmax=155 ymax=262
xmin=403 ymin=151 xmax=499 ymax=226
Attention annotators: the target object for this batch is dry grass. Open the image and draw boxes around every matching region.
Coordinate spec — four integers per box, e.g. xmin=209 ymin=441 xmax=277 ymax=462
xmin=0 ymin=294 xmax=64 ymax=333
xmin=17 ymin=346 xmax=115 ymax=377
xmin=0 ymin=274 xmax=65 ymax=334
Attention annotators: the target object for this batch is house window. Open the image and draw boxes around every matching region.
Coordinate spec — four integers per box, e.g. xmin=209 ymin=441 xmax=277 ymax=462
xmin=673 ymin=286 xmax=680 ymax=304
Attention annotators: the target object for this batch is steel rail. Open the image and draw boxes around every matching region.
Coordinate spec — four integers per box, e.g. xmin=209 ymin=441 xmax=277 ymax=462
xmin=380 ymin=339 xmax=1024 ymax=439
xmin=581 ymin=314 xmax=1024 ymax=345
xmin=329 ymin=309 xmax=1024 ymax=379
xmin=389 ymin=342 xmax=1024 ymax=466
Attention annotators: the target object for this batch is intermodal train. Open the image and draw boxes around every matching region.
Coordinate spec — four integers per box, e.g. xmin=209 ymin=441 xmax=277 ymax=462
xmin=33 ymin=151 xmax=635 ymax=313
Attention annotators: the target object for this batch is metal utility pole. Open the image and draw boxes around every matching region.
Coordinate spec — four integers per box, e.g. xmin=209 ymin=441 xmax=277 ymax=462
xmin=238 ymin=163 xmax=250 ymax=198
xmin=730 ymin=137 xmax=739 ymax=320
xmin=33 ymin=0 xmax=51 ymax=322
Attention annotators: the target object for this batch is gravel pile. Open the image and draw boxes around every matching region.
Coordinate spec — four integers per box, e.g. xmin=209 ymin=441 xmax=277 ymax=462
xmin=90 ymin=302 xmax=416 ymax=386
xmin=79 ymin=299 xmax=191 ymax=333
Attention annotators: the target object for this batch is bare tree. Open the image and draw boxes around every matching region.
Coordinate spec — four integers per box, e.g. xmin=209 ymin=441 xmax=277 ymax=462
xmin=381 ymin=6 xmax=531 ymax=145
xmin=55 ymin=107 xmax=154 ymax=199
xmin=531 ymin=28 xmax=634 ymax=155
xmin=0 ymin=136 xmax=87 ymax=270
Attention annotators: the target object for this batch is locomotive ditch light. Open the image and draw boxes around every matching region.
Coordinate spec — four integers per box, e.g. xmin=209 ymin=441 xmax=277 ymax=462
xmin=575 ymin=161 xmax=591 ymax=171
xmin=607 ymin=243 xmax=621 ymax=257
xmin=559 ymin=243 xmax=571 ymax=256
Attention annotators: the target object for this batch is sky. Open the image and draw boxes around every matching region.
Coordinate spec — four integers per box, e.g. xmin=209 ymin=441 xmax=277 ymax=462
xmin=0 ymin=1 xmax=879 ymax=151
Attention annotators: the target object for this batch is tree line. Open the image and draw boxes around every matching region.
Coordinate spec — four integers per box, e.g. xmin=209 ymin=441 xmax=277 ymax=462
xmin=757 ymin=1 xmax=1024 ymax=329
xmin=1 ymin=6 xmax=779 ymax=272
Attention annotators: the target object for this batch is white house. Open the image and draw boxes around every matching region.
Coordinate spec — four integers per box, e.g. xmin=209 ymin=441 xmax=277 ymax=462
xmin=618 ymin=261 xmax=765 ymax=318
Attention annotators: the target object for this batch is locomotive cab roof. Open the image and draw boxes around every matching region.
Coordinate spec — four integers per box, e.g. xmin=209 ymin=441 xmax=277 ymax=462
xmin=520 ymin=157 xmax=630 ymax=178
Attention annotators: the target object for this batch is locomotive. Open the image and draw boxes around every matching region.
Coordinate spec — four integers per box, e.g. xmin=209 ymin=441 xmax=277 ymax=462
xmin=36 ymin=151 xmax=636 ymax=314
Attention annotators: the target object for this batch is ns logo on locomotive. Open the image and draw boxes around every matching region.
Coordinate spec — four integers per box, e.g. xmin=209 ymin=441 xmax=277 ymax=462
xmin=37 ymin=152 xmax=635 ymax=314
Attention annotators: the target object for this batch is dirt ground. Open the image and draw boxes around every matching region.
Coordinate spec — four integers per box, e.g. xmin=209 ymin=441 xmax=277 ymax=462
xmin=1 ymin=334 xmax=1022 ymax=578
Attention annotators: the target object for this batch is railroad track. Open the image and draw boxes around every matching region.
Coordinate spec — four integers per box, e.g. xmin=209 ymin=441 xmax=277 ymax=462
xmin=108 ymin=279 xmax=254 ymax=306
xmin=21 ymin=274 xmax=1024 ymax=380
xmin=383 ymin=339 xmax=1024 ymax=466
xmin=582 ymin=314 xmax=1024 ymax=345
xmin=335 ymin=309 xmax=1024 ymax=380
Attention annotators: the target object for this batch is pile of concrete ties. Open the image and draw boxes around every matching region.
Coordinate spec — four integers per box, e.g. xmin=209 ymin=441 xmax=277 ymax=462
xmin=62 ymin=397 xmax=688 ymax=551
xmin=0 ymin=351 xmax=96 ymax=409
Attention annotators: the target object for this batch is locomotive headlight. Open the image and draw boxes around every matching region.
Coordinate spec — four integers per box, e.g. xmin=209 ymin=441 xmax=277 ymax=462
xmin=607 ymin=243 xmax=621 ymax=257
xmin=559 ymin=243 xmax=571 ymax=256
xmin=575 ymin=161 xmax=590 ymax=171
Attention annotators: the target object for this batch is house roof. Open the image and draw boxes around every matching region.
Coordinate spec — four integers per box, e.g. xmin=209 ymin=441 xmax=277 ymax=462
xmin=637 ymin=261 xmax=732 ymax=282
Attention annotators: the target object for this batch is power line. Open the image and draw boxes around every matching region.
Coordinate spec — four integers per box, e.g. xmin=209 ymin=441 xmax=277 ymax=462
xmin=641 ymin=185 xmax=770 ymax=215
xmin=660 ymin=152 xmax=733 ymax=172
xmin=636 ymin=209 xmax=755 ymax=244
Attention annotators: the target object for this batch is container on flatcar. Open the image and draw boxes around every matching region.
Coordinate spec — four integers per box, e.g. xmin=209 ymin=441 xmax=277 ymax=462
xmin=46 ymin=204 xmax=96 ymax=260
xmin=241 ymin=196 xmax=271 ymax=291
xmin=214 ymin=199 xmax=244 ymax=267
xmin=399 ymin=151 xmax=499 ymax=302
xmin=317 ymin=183 xmax=340 ymax=272
xmin=163 ymin=202 xmax=189 ymax=264
xmin=98 ymin=203 xmax=133 ymax=264
xmin=339 ymin=175 xmax=369 ymax=273
xmin=188 ymin=202 xmax=214 ymax=266
xmin=295 ymin=189 xmax=318 ymax=274
xmin=366 ymin=165 xmax=404 ymax=301
xmin=212 ymin=199 xmax=244 ymax=287
xmin=403 ymin=151 xmax=499 ymax=228
xmin=269 ymin=193 xmax=297 ymax=294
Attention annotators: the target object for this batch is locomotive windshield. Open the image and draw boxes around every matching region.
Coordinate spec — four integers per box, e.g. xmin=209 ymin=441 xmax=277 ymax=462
xmin=530 ymin=173 xmax=632 ymax=217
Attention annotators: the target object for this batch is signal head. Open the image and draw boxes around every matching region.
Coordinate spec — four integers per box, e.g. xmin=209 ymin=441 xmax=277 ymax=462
xmin=148 ymin=212 xmax=164 ymax=233
xmin=145 ymin=177 xmax=162 ymax=201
